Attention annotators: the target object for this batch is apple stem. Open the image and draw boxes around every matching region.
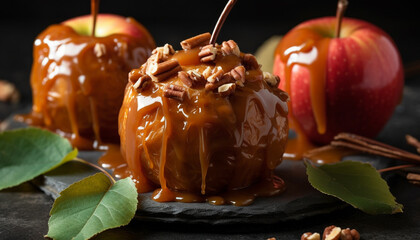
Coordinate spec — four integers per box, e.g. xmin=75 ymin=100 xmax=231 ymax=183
xmin=335 ymin=0 xmax=349 ymax=38
xmin=209 ymin=0 xmax=237 ymax=45
xmin=91 ymin=0 xmax=100 ymax=37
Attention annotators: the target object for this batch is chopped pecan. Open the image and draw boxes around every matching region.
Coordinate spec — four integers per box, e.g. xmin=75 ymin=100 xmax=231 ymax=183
xmin=263 ymin=72 xmax=280 ymax=88
xmin=163 ymin=84 xmax=187 ymax=101
xmin=199 ymin=44 xmax=218 ymax=63
xmin=242 ymin=53 xmax=260 ymax=70
xmin=133 ymin=75 xmax=152 ymax=93
xmin=218 ymin=83 xmax=236 ymax=97
xmin=301 ymin=232 xmax=320 ymax=240
xmin=0 ymin=80 xmax=19 ymax=103
xmin=129 ymin=69 xmax=143 ymax=85
xmin=152 ymin=43 xmax=175 ymax=61
xmin=178 ymin=70 xmax=206 ymax=88
xmin=230 ymin=66 xmax=246 ymax=85
xmin=205 ymin=73 xmax=235 ymax=91
xmin=180 ymin=32 xmax=211 ymax=50
xmin=221 ymin=40 xmax=240 ymax=57
xmin=202 ymin=66 xmax=213 ymax=79
xmin=340 ymin=228 xmax=360 ymax=240
xmin=148 ymin=59 xmax=179 ymax=76
xmin=323 ymin=226 xmax=341 ymax=240
xmin=207 ymin=67 xmax=224 ymax=83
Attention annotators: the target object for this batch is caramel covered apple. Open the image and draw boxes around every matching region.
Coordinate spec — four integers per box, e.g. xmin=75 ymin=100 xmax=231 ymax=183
xmin=18 ymin=14 xmax=155 ymax=149
xmin=118 ymin=33 xmax=289 ymax=205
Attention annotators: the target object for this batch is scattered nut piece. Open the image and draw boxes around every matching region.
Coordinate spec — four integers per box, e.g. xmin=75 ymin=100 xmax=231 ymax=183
xmin=152 ymin=43 xmax=175 ymax=61
xmin=163 ymin=84 xmax=186 ymax=101
xmin=302 ymin=232 xmax=321 ymax=240
xmin=218 ymin=83 xmax=236 ymax=97
xmin=206 ymin=73 xmax=235 ymax=91
xmin=180 ymin=33 xmax=211 ymax=50
xmin=340 ymin=228 xmax=360 ymax=240
xmin=207 ymin=67 xmax=224 ymax=83
xmin=148 ymin=59 xmax=180 ymax=76
xmin=133 ymin=75 xmax=152 ymax=93
xmin=230 ymin=66 xmax=246 ymax=86
xmin=323 ymin=226 xmax=341 ymax=240
xmin=221 ymin=40 xmax=240 ymax=57
xmin=94 ymin=43 xmax=106 ymax=57
xmin=202 ymin=66 xmax=213 ymax=79
xmin=199 ymin=44 xmax=218 ymax=63
xmin=0 ymin=80 xmax=20 ymax=103
xmin=263 ymin=72 xmax=280 ymax=88
xmin=242 ymin=53 xmax=260 ymax=70
xmin=178 ymin=70 xmax=206 ymax=88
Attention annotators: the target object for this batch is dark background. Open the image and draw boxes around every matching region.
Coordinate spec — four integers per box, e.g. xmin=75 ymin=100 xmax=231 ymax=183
xmin=0 ymin=0 xmax=419 ymax=106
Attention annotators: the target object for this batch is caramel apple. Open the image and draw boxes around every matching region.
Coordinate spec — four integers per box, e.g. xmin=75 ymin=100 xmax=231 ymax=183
xmin=117 ymin=32 xmax=289 ymax=205
xmin=18 ymin=13 xmax=155 ymax=149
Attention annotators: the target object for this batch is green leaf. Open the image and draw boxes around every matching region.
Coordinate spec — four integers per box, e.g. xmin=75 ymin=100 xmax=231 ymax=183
xmin=0 ymin=127 xmax=77 ymax=190
xmin=46 ymin=173 xmax=138 ymax=240
xmin=305 ymin=160 xmax=403 ymax=214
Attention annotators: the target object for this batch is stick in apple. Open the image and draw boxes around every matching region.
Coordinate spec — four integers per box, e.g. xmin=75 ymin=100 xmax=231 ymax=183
xmin=91 ymin=0 xmax=100 ymax=37
xmin=335 ymin=0 xmax=348 ymax=38
xmin=209 ymin=0 xmax=237 ymax=45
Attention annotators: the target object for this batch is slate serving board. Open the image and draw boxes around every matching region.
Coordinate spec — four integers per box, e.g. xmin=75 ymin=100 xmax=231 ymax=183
xmin=4 ymin=114 xmax=395 ymax=225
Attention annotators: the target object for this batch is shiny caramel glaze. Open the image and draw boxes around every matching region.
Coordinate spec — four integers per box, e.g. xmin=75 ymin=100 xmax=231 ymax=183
xmin=17 ymin=16 xmax=155 ymax=150
xmin=115 ymin=38 xmax=289 ymax=205
xmin=274 ymin=17 xmax=404 ymax=161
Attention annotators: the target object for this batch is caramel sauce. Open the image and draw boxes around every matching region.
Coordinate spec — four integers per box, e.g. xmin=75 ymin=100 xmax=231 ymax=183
xmin=102 ymin=44 xmax=289 ymax=206
xmin=275 ymin=27 xmax=331 ymax=161
xmin=16 ymin=16 xmax=155 ymax=150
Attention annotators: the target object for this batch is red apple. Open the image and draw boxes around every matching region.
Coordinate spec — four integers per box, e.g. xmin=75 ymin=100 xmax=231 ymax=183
xmin=273 ymin=17 xmax=404 ymax=145
xmin=22 ymin=14 xmax=155 ymax=149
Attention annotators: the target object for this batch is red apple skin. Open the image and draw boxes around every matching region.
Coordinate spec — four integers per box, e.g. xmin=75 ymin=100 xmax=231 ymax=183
xmin=274 ymin=17 xmax=404 ymax=144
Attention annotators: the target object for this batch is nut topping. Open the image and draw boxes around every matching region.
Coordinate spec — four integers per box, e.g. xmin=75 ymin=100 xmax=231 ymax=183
xmin=206 ymin=73 xmax=235 ymax=91
xmin=163 ymin=84 xmax=186 ymax=101
xmin=199 ymin=44 xmax=218 ymax=63
xmin=230 ymin=66 xmax=246 ymax=85
xmin=207 ymin=67 xmax=224 ymax=83
xmin=242 ymin=53 xmax=260 ymax=70
xmin=178 ymin=70 xmax=206 ymax=88
xmin=218 ymin=83 xmax=236 ymax=97
xmin=323 ymin=226 xmax=341 ymax=240
xmin=301 ymin=232 xmax=321 ymax=240
xmin=133 ymin=75 xmax=152 ymax=93
xmin=152 ymin=43 xmax=175 ymax=61
xmin=148 ymin=59 xmax=180 ymax=76
xmin=221 ymin=40 xmax=240 ymax=57
xmin=263 ymin=72 xmax=280 ymax=88
xmin=180 ymin=33 xmax=211 ymax=50
xmin=94 ymin=43 xmax=106 ymax=57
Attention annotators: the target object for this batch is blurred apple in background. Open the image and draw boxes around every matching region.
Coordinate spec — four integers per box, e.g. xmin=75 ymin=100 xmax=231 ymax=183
xmin=273 ymin=0 xmax=404 ymax=158
xmin=18 ymin=11 xmax=155 ymax=150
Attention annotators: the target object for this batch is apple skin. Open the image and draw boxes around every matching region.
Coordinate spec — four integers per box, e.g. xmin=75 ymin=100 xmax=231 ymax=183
xmin=273 ymin=17 xmax=404 ymax=144
xmin=27 ymin=14 xmax=155 ymax=149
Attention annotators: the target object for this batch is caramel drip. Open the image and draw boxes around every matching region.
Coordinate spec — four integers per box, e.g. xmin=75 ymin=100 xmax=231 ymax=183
xmin=18 ymin=21 xmax=154 ymax=150
xmin=277 ymin=28 xmax=331 ymax=160
xmin=199 ymin=127 xmax=209 ymax=195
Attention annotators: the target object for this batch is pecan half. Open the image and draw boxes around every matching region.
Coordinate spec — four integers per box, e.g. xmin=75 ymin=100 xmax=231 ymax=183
xmin=205 ymin=73 xmax=235 ymax=91
xmin=230 ymin=66 xmax=246 ymax=85
xmin=133 ymin=75 xmax=152 ymax=93
xmin=207 ymin=67 xmax=224 ymax=83
xmin=199 ymin=44 xmax=218 ymax=63
xmin=301 ymin=232 xmax=321 ymax=240
xmin=146 ymin=59 xmax=182 ymax=82
xmin=340 ymin=228 xmax=360 ymax=240
xmin=323 ymin=226 xmax=341 ymax=240
xmin=163 ymin=84 xmax=187 ymax=101
xmin=180 ymin=33 xmax=211 ymax=50
xmin=242 ymin=53 xmax=260 ymax=70
xmin=152 ymin=43 xmax=175 ymax=61
xmin=263 ymin=72 xmax=280 ymax=88
xmin=221 ymin=40 xmax=240 ymax=57
xmin=218 ymin=83 xmax=236 ymax=97
xmin=178 ymin=70 xmax=206 ymax=88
